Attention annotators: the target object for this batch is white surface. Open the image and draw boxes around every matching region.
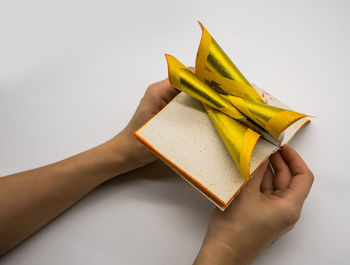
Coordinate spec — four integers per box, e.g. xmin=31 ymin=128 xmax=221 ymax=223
xmin=0 ymin=0 xmax=349 ymax=264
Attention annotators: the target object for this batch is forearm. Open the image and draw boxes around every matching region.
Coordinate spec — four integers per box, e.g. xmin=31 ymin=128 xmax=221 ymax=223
xmin=0 ymin=132 xmax=136 ymax=255
xmin=0 ymin=77 xmax=173 ymax=256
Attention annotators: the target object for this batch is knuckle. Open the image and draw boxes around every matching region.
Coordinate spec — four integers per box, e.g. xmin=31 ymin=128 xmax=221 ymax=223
xmin=144 ymin=84 xmax=158 ymax=99
xmin=146 ymin=83 xmax=156 ymax=93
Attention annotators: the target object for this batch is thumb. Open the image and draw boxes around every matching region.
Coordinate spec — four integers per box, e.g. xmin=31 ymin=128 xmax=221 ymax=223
xmin=247 ymin=158 xmax=269 ymax=190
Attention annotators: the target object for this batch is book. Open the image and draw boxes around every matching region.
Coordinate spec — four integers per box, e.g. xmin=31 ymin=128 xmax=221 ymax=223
xmin=134 ymin=23 xmax=311 ymax=210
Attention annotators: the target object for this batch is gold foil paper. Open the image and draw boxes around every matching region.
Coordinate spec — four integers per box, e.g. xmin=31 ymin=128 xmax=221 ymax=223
xmin=224 ymin=95 xmax=308 ymax=139
xmin=195 ymin=22 xmax=264 ymax=104
xmin=204 ymin=104 xmax=261 ymax=180
xmin=164 ymin=22 xmax=310 ymax=181
xmin=165 ymin=54 xmax=244 ymax=120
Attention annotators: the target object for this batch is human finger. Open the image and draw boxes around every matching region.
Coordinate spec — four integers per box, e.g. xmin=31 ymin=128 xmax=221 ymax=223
xmin=260 ymin=162 xmax=275 ymax=194
xmin=150 ymin=78 xmax=179 ymax=101
xmin=281 ymin=144 xmax=312 ymax=176
xmin=270 ymin=150 xmax=292 ymax=191
xmin=143 ymin=78 xmax=179 ymax=112
xmin=248 ymin=159 xmax=269 ymax=190
xmin=282 ymin=144 xmax=314 ymax=203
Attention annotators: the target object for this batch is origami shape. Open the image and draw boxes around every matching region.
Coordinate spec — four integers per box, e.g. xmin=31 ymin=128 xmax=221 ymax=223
xmin=134 ymin=22 xmax=311 ymax=210
xmin=165 ymin=22 xmax=310 ymax=180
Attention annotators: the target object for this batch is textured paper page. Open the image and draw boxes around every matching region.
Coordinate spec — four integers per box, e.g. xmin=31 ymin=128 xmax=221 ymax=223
xmin=135 ymin=88 xmax=310 ymax=210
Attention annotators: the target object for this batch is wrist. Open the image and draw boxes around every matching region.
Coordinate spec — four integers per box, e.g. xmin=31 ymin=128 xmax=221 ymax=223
xmin=199 ymin=217 xmax=271 ymax=265
xmin=103 ymin=128 xmax=156 ymax=178
xmin=99 ymin=136 xmax=136 ymax=178
xmin=194 ymin=233 xmax=250 ymax=265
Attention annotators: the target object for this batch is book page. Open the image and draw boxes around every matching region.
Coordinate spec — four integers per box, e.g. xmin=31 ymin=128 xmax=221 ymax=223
xmin=135 ymin=92 xmax=279 ymax=209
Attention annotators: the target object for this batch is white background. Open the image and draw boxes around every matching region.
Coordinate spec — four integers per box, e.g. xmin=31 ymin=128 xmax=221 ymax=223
xmin=0 ymin=0 xmax=349 ymax=264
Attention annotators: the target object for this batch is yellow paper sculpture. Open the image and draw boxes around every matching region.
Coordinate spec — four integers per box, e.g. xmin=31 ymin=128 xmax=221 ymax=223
xmin=165 ymin=22 xmax=309 ymax=181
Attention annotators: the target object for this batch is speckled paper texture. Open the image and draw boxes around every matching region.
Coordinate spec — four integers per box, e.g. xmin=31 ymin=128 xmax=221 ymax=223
xmin=135 ymin=88 xmax=310 ymax=210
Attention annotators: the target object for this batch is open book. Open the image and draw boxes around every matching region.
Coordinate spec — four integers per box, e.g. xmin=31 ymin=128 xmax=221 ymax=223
xmin=134 ymin=23 xmax=311 ymax=210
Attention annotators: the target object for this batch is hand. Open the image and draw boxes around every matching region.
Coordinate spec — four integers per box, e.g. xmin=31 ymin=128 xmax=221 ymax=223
xmin=109 ymin=78 xmax=179 ymax=171
xmin=194 ymin=144 xmax=314 ymax=265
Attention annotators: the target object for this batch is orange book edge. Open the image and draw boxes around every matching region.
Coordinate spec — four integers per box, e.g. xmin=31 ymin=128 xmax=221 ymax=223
xmin=133 ymin=96 xmax=311 ymax=209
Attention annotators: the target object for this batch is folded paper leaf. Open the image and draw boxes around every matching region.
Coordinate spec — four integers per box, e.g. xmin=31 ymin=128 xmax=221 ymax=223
xmin=195 ymin=21 xmax=265 ymax=104
xmin=204 ymin=104 xmax=261 ymax=180
xmin=164 ymin=22 xmax=310 ymax=181
xmin=223 ymin=95 xmax=309 ymax=139
xmin=165 ymin=54 xmax=244 ymax=120
xmin=165 ymin=55 xmax=266 ymax=137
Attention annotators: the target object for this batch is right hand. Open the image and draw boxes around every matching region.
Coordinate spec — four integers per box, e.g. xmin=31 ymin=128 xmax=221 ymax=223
xmin=194 ymin=144 xmax=314 ymax=265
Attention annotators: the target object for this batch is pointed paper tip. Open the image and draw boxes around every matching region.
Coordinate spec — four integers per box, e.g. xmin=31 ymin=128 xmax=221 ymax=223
xmin=164 ymin=54 xmax=187 ymax=70
xmin=164 ymin=54 xmax=172 ymax=71
xmin=164 ymin=53 xmax=174 ymax=64
xmin=197 ymin=20 xmax=204 ymax=30
xmin=164 ymin=53 xmax=175 ymax=64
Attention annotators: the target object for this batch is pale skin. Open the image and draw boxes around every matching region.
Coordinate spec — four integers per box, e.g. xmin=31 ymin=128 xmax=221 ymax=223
xmin=0 ymin=77 xmax=314 ymax=264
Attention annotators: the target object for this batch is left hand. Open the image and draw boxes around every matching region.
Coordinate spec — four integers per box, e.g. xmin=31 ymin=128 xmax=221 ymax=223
xmin=110 ymin=78 xmax=179 ymax=170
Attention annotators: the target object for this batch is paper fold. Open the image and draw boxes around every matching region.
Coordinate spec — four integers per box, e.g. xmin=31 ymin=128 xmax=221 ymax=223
xmin=164 ymin=22 xmax=310 ymax=180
